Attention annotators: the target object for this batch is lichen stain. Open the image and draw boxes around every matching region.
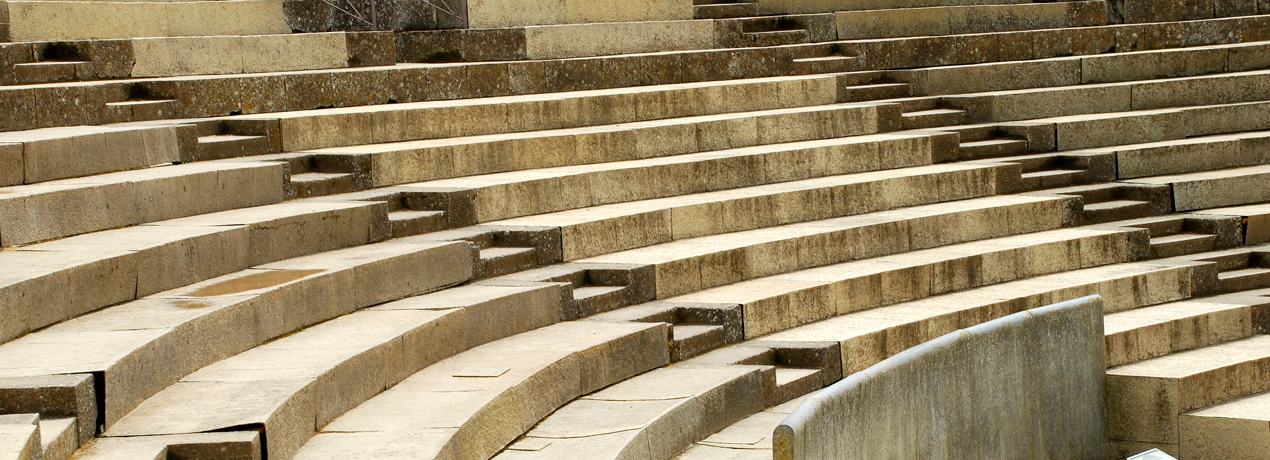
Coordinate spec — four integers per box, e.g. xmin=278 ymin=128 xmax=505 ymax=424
xmin=187 ymin=269 xmax=325 ymax=297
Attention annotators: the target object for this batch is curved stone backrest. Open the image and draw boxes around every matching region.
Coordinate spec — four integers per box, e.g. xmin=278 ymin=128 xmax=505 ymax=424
xmin=774 ymin=295 xmax=1109 ymax=460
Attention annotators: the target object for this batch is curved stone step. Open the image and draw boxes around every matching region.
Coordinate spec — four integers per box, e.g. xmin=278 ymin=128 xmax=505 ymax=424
xmin=291 ymin=321 xmax=669 ymax=460
xmin=1104 ymin=291 xmax=1270 ymax=367
xmin=486 ymin=162 xmax=1008 ymax=260
xmin=0 ymin=124 xmax=182 ymax=186
xmin=580 ymin=194 xmax=1068 ymax=299
xmin=405 ymin=132 xmax=939 ymax=225
xmin=754 ymin=261 xmax=1198 ymax=375
xmin=0 ymin=159 xmax=285 ymax=247
xmin=1179 ymin=387 xmax=1270 ymax=460
xmin=230 ymin=74 xmax=841 ymax=152
xmin=0 ymin=239 xmax=474 ymax=432
xmin=312 ymin=102 xmax=894 ymax=189
xmin=834 ymin=1 xmax=1106 ymax=40
xmin=1108 ymin=334 xmax=1270 ymax=454
xmin=670 ymin=226 xmax=1140 ymax=339
xmin=674 ymin=395 xmax=809 ymax=460
xmin=100 ymin=283 xmax=562 ymax=460
xmin=0 ymin=200 xmax=387 ymax=345
xmin=1127 ymin=164 xmax=1270 ymax=212
xmin=494 ymin=366 xmax=765 ymax=460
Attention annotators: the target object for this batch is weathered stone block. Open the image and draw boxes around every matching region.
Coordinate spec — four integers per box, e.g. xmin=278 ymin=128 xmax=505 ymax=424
xmin=0 ymin=375 xmax=97 ymax=444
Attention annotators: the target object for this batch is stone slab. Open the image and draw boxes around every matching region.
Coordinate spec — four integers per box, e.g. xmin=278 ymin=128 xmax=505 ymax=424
xmin=1194 ymin=204 xmax=1270 ymax=245
xmin=131 ymin=33 xmax=349 ymax=78
xmin=1104 ymin=296 xmax=1262 ymax=367
xmin=0 ymin=124 xmax=181 ymax=185
xmin=466 ymin=0 xmax=691 ymax=28
xmin=5 ymin=0 xmax=290 ymax=41
xmin=1127 ymin=164 xmax=1270 ymax=212
xmin=0 ymin=374 xmax=96 ymax=444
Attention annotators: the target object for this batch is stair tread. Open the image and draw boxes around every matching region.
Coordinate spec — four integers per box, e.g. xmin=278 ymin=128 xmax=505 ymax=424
xmin=1083 ymin=200 xmax=1150 ymax=211
xmin=673 ymin=324 xmax=725 ymax=340
xmin=1219 ymin=267 xmax=1270 ymax=278
xmin=197 ymin=134 xmax=266 ymax=144
xmin=1021 ymin=169 xmax=1084 ymax=178
xmin=388 ymin=209 xmax=444 ymax=220
xmin=290 ymin=172 xmax=354 ymax=181
xmin=573 ymin=285 xmax=627 ymax=300
xmin=1151 ymin=233 xmax=1216 ymax=244
xmin=105 ymin=99 xmax=176 ymax=107
xmin=1109 ymin=334 xmax=1270 ymax=378
xmin=793 ymin=56 xmax=857 ymax=63
xmin=904 ymin=108 xmax=966 ymax=117
xmin=14 ymin=61 xmax=88 ymax=67
xmin=774 ymin=367 xmax=820 ymax=385
xmin=480 ymin=246 xmax=536 ymax=259
xmin=961 ymin=139 xmax=1027 ymax=147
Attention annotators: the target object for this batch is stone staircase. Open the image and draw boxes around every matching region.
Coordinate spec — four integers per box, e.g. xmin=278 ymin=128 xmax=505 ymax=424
xmin=2 ymin=1 xmax=1270 ymax=460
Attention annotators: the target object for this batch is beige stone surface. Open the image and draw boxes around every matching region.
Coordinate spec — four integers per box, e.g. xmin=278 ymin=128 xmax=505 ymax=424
xmin=132 ymin=33 xmax=348 ymax=78
xmin=1180 ymin=391 xmax=1270 ymax=460
xmin=1109 ymin=132 xmax=1270 ymax=179
xmin=0 ymin=143 xmax=23 ymax=187
xmin=1104 ymin=297 xmax=1256 ymax=367
xmin=294 ymin=321 xmax=669 ymax=460
xmin=467 ymin=0 xmax=691 ymax=28
xmin=71 ymin=431 xmax=261 ymax=460
xmin=6 ymin=0 xmax=290 ymax=41
xmin=1107 ymin=335 xmax=1270 ymax=445
xmin=496 ymin=366 xmax=765 ymax=460
xmin=490 ymin=163 xmax=1003 ymax=260
xmin=581 ymin=195 xmax=1065 ymax=298
xmin=0 ymin=125 xmax=181 ymax=184
xmin=1127 ymin=164 xmax=1270 ymax=212
xmin=677 ymin=395 xmax=809 ymax=459
xmin=1195 ymin=203 xmax=1270 ymax=245
xmin=528 ymin=20 xmax=714 ymax=61
xmin=236 ymin=75 xmax=840 ymax=151
xmin=756 ymin=262 xmax=1192 ymax=374
xmin=347 ymin=103 xmax=885 ymax=188
xmin=759 ymin=0 xmax=1027 ymax=14
xmin=0 ymin=418 xmax=39 ymax=460
xmin=0 ymin=161 xmax=285 ymax=247
xmin=408 ymin=132 xmax=930 ymax=223
xmin=0 ymin=240 xmax=472 ymax=430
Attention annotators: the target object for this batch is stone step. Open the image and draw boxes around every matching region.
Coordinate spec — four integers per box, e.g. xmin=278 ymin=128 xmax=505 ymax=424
xmin=387 ymin=209 xmax=445 ymax=238
xmin=311 ymin=102 xmax=896 ymax=189
xmin=494 ymin=366 xmax=765 ymax=460
xmin=102 ymin=99 xmax=178 ymax=123
xmin=102 ymin=283 xmax=562 ymax=460
xmin=673 ymin=225 xmax=1140 ymax=340
xmin=128 ymin=32 xmax=353 ymax=78
xmin=580 ymin=194 xmax=1067 ymax=299
xmin=67 ymin=432 xmax=261 ymax=460
xmin=958 ymin=138 xmax=1028 ymax=160
xmin=401 ymin=131 xmax=936 ymax=226
xmin=901 ymin=108 xmax=965 ymax=130
xmin=196 ymin=134 xmax=273 ymax=161
xmin=693 ymin=2 xmax=758 ymax=19
xmin=231 ymin=74 xmax=841 ymax=152
xmin=1020 ymin=168 xmax=1088 ymax=191
xmin=1077 ymin=131 xmax=1270 ymax=180
xmin=839 ymin=82 xmax=912 ymax=102
xmin=675 ymin=396 xmax=809 ymax=460
xmin=943 ymin=70 xmax=1270 ymax=125
xmin=37 ymin=417 xmax=75 ymax=460
xmin=792 ymin=55 xmax=858 ymax=74
xmin=0 ymin=199 xmax=386 ymax=344
xmin=478 ymin=246 xmax=540 ymax=279
xmin=1083 ymin=200 xmax=1157 ymax=225
xmin=1148 ymin=233 xmax=1219 ymax=259
xmin=1127 ymin=165 xmax=1270 ymax=212
xmin=291 ymin=172 xmax=361 ymax=198
xmin=1178 ymin=387 xmax=1270 ymax=460
xmin=11 ymin=60 xmax=89 ymax=85
xmin=486 ymin=162 xmax=1007 ymax=261
xmin=886 ymin=41 xmax=1270 ymax=97
xmin=1219 ymin=267 xmax=1270 ymax=293
xmin=756 ymin=0 xmax=1049 ymax=14
xmin=834 ymin=1 xmax=1107 ymax=40
xmin=3 ymin=0 xmax=290 ymax=42
xmin=755 ymin=260 xmax=1196 ymax=375
xmin=670 ymin=324 xmax=728 ymax=362
xmin=0 ymin=239 xmax=474 ymax=432
xmin=0 ymin=123 xmax=183 ymax=186
xmin=0 ymin=160 xmax=286 ymax=248
xmin=1196 ymin=203 xmax=1270 ymax=245
xmin=1104 ymin=292 xmax=1270 ymax=367
xmin=740 ymin=29 xmax=810 ymax=47
xmin=1107 ymin=335 xmax=1270 ymax=453
xmin=0 ymin=415 xmax=39 ymax=460
xmin=292 ymin=321 xmax=669 ymax=460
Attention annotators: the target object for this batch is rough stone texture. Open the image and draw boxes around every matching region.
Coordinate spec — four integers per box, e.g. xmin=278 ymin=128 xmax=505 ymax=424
xmin=6 ymin=0 xmax=291 ymax=41
xmin=72 ymin=431 xmax=261 ymax=460
xmin=0 ymin=374 xmax=97 ymax=444
xmin=522 ymin=20 xmax=714 ymax=60
xmin=774 ymin=296 xmax=1108 ymax=460
xmin=466 ymin=0 xmax=692 ymax=29
xmin=131 ymin=33 xmax=348 ymax=78
xmin=345 ymin=31 xmax=396 ymax=66
xmin=0 ymin=143 xmax=22 ymax=186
